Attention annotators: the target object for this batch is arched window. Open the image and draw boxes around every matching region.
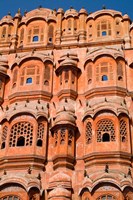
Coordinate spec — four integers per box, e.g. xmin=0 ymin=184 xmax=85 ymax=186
xmin=60 ymin=129 xmax=66 ymax=144
xmin=27 ymin=26 xmax=44 ymax=43
xmin=120 ymin=118 xmax=128 ymax=142
xmin=102 ymin=75 xmax=108 ymax=81
xmin=96 ymin=62 xmax=113 ymax=82
xmin=20 ymin=28 xmax=24 ymax=42
xmin=37 ymin=139 xmax=43 ymax=147
xmin=26 ymin=77 xmax=32 ymax=84
xmin=86 ymin=121 xmax=92 ymax=144
xmin=36 ymin=122 xmax=44 ymax=147
xmin=12 ymin=68 xmax=18 ymax=88
xmin=1 ymin=125 xmax=8 ymax=149
xmin=97 ymin=119 xmax=115 ymax=142
xmin=102 ymin=133 xmax=110 ymax=142
xmin=65 ymin=70 xmax=69 ymax=83
xmin=9 ymin=122 xmax=33 ymax=147
xmin=97 ymin=20 xmax=111 ymax=37
xmin=17 ymin=136 xmax=25 ymax=146
xmin=87 ymin=64 xmax=92 ymax=84
xmin=33 ymin=35 xmax=39 ymax=42
xmin=97 ymin=194 xmax=116 ymax=200
xmin=48 ymin=25 xmax=54 ymax=43
xmin=20 ymin=64 xmax=40 ymax=86
xmin=44 ymin=62 xmax=51 ymax=86
xmin=74 ymin=19 xmax=77 ymax=31
xmin=68 ymin=130 xmax=73 ymax=146
xmin=1 ymin=26 xmax=6 ymax=38
xmin=117 ymin=61 xmax=123 ymax=81
xmin=102 ymin=31 xmax=107 ymax=36
xmin=68 ymin=19 xmax=72 ymax=31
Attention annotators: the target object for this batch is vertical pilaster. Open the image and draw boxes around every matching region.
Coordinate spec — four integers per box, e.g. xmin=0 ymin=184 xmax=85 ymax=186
xmin=55 ymin=8 xmax=64 ymax=45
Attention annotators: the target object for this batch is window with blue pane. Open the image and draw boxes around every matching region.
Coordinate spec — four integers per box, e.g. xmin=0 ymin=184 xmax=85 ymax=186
xmin=102 ymin=31 xmax=107 ymax=36
xmin=32 ymin=35 xmax=39 ymax=42
xmin=26 ymin=77 xmax=32 ymax=84
xmin=102 ymin=75 xmax=108 ymax=81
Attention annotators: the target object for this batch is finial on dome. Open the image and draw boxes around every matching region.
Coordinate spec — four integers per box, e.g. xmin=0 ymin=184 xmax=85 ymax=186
xmin=24 ymin=10 xmax=27 ymax=16
xmin=17 ymin=8 xmax=21 ymax=14
xmin=102 ymin=5 xmax=106 ymax=9
xmin=8 ymin=11 xmax=11 ymax=16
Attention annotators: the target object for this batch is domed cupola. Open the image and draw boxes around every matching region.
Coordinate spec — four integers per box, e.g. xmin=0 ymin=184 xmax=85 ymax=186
xmin=48 ymin=172 xmax=72 ymax=200
xmin=64 ymin=7 xmax=78 ymax=18
xmin=48 ymin=187 xmax=71 ymax=200
xmin=0 ymin=55 xmax=9 ymax=105
xmin=49 ymin=172 xmax=71 ymax=189
xmin=51 ymin=102 xmax=77 ymax=170
xmin=0 ymin=13 xmax=13 ymax=24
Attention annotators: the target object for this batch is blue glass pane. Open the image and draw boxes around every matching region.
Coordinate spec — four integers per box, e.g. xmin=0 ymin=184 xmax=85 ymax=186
xmin=102 ymin=75 xmax=108 ymax=81
xmin=102 ymin=31 xmax=107 ymax=36
xmin=33 ymin=36 xmax=39 ymax=42
xmin=26 ymin=78 xmax=32 ymax=84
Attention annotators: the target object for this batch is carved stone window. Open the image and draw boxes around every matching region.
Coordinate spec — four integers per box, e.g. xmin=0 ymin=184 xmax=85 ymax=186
xmin=60 ymin=128 xmax=66 ymax=144
xmin=68 ymin=19 xmax=72 ymax=31
xmin=54 ymin=131 xmax=58 ymax=147
xmin=120 ymin=119 xmax=127 ymax=142
xmin=37 ymin=123 xmax=44 ymax=147
xmin=86 ymin=122 xmax=92 ymax=144
xmin=97 ymin=119 xmax=115 ymax=142
xmin=1 ymin=26 xmax=6 ymax=39
xmin=44 ymin=63 xmax=50 ymax=86
xmin=87 ymin=64 xmax=92 ymax=84
xmin=48 ymin=25 xmax=54 ymax=43
xmin=27 ymin=26 xmax=44 ymax=43
xmin=12 ymin=68 xmax=18 ymax=88
xmin=97 ymin=20 xmax=111 ymax=37
xmin=1 ymin=125 xmax=8 ymax=149
xmin=96 ymin=62 xmax=113 ymax=82
xmin=117 ymin=61 xmax=123 ymax=81
xmin=68 ymin=129 xmax=73 ymax=146
xmin=97 ymin=194 xmax=116 ymax=200
xmin=20 ymin=65 xmax=40 ymax=86
xmin=64 ymin=70 xmax=69 ymax=83
xmin=20 ymin=28 xmax=24 ymax=42
xmin=9 ymin=122 xmax=33 ymax=147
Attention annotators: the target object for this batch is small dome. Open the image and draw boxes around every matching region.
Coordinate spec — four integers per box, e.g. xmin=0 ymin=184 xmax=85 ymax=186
xmin=54 ymin=111 xmax=76 ymax=126
xmin=60 ymin=56 xmax=77 ymax=67
xmin=123 ymin=14 xmax=130 ymax=20
xmin=49 ymin=172 xmax=71 ymax=183
xmin=79 ymin=8 xmax=88 ymax=15
xmin=64 ymin=7 xmax=78 ymax=18
xmin=57 ymin=8 xmax=64 ymax=14
xmin=1 ymin=14 xmax=13 ymax=23
xmin=48 ymin=187 xmax=71 ymax=198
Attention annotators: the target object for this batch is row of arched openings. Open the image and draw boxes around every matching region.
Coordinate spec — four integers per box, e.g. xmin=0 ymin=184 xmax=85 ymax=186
xmin=86 ymin=118 xmax=128 ymax=144
xmin=1 ymin=121 xmax=45 ymax=149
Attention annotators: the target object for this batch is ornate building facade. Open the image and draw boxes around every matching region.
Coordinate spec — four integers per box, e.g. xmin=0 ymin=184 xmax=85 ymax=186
xmin=0 ymin=6 xmax=133 ymax=200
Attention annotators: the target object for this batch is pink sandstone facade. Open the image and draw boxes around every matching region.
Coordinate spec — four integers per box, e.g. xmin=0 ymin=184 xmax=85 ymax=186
xmin=0 ymin=6 xmax=133 ymax=200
